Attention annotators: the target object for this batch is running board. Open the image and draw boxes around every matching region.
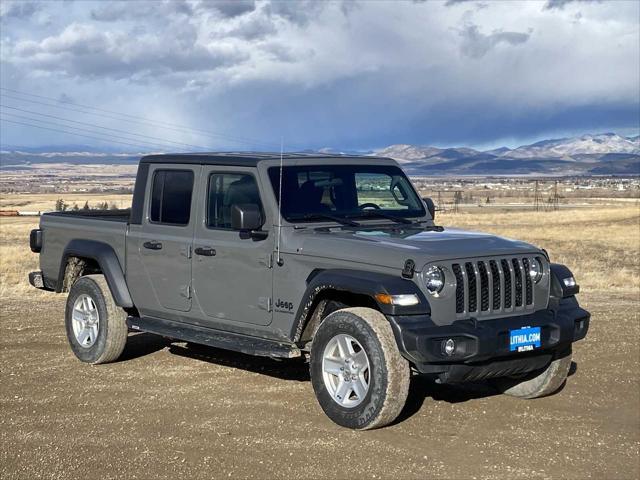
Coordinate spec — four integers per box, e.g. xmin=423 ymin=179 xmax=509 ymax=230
xmin=127 ymin=316 xmax=301 ymax=359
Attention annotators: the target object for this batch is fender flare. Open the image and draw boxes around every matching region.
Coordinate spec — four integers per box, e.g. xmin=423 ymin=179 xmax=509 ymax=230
xmin=549 ymin=263 xmax=579 ymax=298
xmin=56 ymin=239 xmax=134 ymax=308
xmin=289 ymin=268 xmax=430 ymax=341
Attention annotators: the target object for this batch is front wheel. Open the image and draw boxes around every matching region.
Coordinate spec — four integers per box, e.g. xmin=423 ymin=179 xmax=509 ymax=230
xmin=65 ymin=274 xmax=128 ymax=364
xmin=310 ymin=307 xmax=410 ymax=430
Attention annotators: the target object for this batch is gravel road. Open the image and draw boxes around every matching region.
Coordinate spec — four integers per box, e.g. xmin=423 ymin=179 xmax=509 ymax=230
xmin=1 ymin=292 xmax=638 ymax=479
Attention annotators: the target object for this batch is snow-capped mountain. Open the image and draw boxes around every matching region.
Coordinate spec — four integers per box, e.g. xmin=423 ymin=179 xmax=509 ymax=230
xmin=505 ymin=133 xmax=640 ymax=159
xmin=374 ymin=133 xmax=640 ymax=175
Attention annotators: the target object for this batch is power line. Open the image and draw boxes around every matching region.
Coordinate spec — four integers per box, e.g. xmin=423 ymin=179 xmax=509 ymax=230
xmin=1 ymin=112 xmax=175 ymax=151
xmin=0 ymin=88 xmax=292 ymax=150
xmin=0 ymin=104 xmax=211 ymax=151
xmin=0 ymin=117 xmax=161 ymax=151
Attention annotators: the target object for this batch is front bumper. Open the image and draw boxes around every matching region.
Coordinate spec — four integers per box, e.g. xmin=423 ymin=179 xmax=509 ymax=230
xmin=388 ymin=296 xmax=589 ymax=382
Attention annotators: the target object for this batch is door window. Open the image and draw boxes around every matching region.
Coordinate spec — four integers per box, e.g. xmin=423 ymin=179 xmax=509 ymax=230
xmin=207 ymin=173 xmax=263 ymax=229
xmin=149 ymin=170 xmax=194 ymax=226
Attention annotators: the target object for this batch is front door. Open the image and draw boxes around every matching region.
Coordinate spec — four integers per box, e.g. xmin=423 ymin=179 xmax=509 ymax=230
xmin=131 ymin=165 xmax=199 ymax=315
xmin=191 ymin=167 xmax=273 ymax=326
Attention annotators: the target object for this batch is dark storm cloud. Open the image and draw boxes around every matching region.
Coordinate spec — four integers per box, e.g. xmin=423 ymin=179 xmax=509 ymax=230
xmin=444 ymin=0 xmax=476 ymax=5
xmin=90 ymin=0 xmax=194 ymax=22
xmin=544 ymin=0 xmax=602 ymax=10
xmin=0 ymin=0 xmax=638 ymax=149
xmin=198 ymin=0 xmax=257 ymax=18
xmin=11 ymin=23 xmax=245 ymax=79
xmin=459 ymin=24 xmax=531 ymax=58
xmin=0 ymin=1 xmax=40 ymax=19
xmin=265 ymin=0 xmax=328 ymax=26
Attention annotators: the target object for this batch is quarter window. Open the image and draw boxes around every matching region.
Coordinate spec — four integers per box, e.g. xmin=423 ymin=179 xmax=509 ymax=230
xmin=149 ymin=170 xmax=194 ymax=226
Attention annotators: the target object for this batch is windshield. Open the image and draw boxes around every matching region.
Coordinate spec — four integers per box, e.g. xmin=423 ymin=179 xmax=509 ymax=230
xmin=268 ymin=165 xmax=425 ymax=223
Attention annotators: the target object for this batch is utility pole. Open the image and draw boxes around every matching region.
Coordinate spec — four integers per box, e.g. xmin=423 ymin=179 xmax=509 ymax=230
xmin=453 ymin=190 xmax=462 ymax=213
xmin=436 ymin=190 xmax=446 ymax=213
xmin=533 ymin=180 xmax=542 ymax=212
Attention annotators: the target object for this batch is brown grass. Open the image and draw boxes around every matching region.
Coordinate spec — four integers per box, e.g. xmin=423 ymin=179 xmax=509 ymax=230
xmin=0 ymin=193 xmax=132 ymax=212
xmin=1 ymin=204 xmax=638 ymax=299
xmin=439 ymin=205 xmax=640 ymax=293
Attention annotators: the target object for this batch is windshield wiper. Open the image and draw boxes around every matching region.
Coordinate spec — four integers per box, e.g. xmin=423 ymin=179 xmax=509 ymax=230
xmin=348 ymin=210 xmax=415 ymax=225
xmin=289 ymin=213 xmax=361 ymax=227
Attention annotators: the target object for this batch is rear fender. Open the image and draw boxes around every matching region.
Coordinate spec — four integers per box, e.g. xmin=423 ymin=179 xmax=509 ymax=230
xmin=57 ymin=239 xmax=133 ymax=308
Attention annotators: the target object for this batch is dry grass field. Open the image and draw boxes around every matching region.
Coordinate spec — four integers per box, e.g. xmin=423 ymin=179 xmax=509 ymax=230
xmin=1 ymin=198 xmax=639 ymax=479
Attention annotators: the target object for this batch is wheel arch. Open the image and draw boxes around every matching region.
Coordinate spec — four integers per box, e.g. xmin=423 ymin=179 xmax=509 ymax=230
xmin=56 ymin=239 xmax=134 ymax=308
xmin=291 ymin=268 xmax=429 ymax=343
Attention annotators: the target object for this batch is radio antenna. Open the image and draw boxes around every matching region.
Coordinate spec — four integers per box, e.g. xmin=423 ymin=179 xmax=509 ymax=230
xmin=276 ymin=137 xmax=284 ymax=266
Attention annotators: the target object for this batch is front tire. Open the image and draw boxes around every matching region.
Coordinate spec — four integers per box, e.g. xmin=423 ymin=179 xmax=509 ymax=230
xmin=310 ymin=307 xmax=410 ymax=430
xmin=65 ymin=274 xmax=128 ymax=364
xmin=493 ymin=349 xmax=572 ymax=399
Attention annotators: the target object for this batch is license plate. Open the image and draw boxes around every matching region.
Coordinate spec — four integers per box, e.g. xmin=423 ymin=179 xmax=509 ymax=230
xmin=509 ymin=326 xmax=541 ymax=352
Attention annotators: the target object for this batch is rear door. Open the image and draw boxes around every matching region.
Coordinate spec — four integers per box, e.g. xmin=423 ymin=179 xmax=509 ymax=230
xmin=128 ymin=164 xmax=199 ymax=316
xmin=191 ymin=166 xmax=273 ymax=326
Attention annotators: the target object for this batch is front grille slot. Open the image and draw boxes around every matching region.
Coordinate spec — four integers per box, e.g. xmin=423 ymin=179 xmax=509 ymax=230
xmin=464 ymin=262 xmax=477 ymax=313
xmin=452 ymin=264 xmax=464 ymax=314
xmin=522 ymin=258 xmax=533 ymax=305
xmin=477 ymin=261 xmax=489 ymax=311
xmin=451 ymin=256 xmax=538 ymax=318
xmin=501 ymin=259 xmax=512 ymax=309
xmin=489 ymin=260 xmax=501 ymax=310
xmin=512 ymin=258 xmax=523 ymax=307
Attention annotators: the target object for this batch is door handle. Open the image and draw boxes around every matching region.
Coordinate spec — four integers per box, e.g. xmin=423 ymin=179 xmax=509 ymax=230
xmin=195 ymin=246 xmax=216 ymax=257
xmin=143 ymin=241 xmax=163 ymax=250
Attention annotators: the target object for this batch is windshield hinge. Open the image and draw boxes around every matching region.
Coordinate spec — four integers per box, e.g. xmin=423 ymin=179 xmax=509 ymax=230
xmin=259 ymin=252 xmax=273 ymax=268
xmin=402 ymin=259 xmax=416 ymax=279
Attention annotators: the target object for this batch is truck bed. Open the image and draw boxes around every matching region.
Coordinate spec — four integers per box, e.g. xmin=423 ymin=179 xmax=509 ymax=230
xmin=38 ymin=210 xmax=130 ymax=289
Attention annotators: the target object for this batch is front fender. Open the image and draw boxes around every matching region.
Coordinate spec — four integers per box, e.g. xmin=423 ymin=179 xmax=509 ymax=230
xmin=290 ymin=268 xmax=430 ymax=340
xmin=57 ymin=239 xmax=133 ymax=308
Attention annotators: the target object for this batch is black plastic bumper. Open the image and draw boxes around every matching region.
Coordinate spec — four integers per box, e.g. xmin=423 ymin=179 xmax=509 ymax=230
xmin=388 ymin=296 xmax=589 ymax=382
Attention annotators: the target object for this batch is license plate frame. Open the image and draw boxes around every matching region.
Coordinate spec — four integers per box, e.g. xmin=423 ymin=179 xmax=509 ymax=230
xmin=509 ymin=326 xmax=542 ymax=352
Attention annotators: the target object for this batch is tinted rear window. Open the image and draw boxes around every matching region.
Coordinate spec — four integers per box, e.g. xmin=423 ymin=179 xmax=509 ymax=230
xmin=150 ymin=170 xmax=194 ymax=226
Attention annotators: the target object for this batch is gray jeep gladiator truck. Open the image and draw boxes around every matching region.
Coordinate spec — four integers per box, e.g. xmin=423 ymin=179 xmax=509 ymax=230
xmin=29 ymin=153 xmax=590 ymax=430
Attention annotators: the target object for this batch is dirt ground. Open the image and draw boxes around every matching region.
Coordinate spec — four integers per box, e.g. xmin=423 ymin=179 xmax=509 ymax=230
xmin=1 ymin=291 xmax=638 ymax=480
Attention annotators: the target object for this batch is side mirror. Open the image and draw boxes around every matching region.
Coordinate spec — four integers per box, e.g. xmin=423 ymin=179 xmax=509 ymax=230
xmin=422 ymin=197 xmax=436 ymax=220
xmin=231 ymin=204 xmax=263 ymax=232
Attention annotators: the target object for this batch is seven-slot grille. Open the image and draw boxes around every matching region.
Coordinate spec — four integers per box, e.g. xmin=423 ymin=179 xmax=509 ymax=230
xmin=451 ymin=256 xmax=539 ymax=317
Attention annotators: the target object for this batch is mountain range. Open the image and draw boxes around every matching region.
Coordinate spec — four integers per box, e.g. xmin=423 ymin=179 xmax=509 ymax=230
xmin=375 ymin=133 xmax=639 ymax=175
xmin=1 ymin=133 xmax=639 ymax=175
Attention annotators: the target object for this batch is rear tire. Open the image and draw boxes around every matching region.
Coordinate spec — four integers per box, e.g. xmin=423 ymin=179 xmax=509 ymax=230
xmin=65 ymin=274 xmax=128 ymax=364
xmin=493 ymin=349 xmax=572 ymax=399
xmin=310 ymin=307 xmax=410 ymax=430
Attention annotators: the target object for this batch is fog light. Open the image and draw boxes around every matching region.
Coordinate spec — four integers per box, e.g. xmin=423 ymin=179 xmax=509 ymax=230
xmin=443 ymin=338 xmax=456 ymax=356
xmin=563 ymin=276 xmax=576 ymax=287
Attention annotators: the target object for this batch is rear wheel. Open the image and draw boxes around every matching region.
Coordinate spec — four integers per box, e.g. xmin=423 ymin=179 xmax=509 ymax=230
xmin=493 ymin=349 xmax=572 ymax=399
xmin=65 ymin=274 xmax=128 ymax=364
xmin=310 ymin=307 xmax=410 ymax=430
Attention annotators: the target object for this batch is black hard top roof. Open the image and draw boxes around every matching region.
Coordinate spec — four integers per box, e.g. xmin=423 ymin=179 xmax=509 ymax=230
xmin=140 ymin=152 xmax=391 ymax=167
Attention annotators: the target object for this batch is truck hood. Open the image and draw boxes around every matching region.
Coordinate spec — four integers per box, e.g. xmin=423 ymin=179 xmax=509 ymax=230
xmin=290 ymin=226 xmax=541 ymax=270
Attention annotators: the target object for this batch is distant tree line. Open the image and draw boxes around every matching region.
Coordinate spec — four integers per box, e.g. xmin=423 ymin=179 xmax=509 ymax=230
xmin=54 ymin=199 xmax=120 ymax=211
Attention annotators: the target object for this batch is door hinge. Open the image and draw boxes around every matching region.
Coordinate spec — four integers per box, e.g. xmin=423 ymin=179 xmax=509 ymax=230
xmin=258 ymin=297 xmax=272 ymax=312
xmin=180 ymin=284 xmax=192 ymax=299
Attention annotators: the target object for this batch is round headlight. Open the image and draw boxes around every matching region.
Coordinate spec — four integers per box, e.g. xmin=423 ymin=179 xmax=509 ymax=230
xmin=424 ymin=266 xmax=445 ymax=294
xmin=529 ymin=258 xmax=543 ymax=283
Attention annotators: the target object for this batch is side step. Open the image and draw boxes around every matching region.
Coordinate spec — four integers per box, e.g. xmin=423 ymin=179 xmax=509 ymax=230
xmin=126 ymin=316 xmax=301 ymax=359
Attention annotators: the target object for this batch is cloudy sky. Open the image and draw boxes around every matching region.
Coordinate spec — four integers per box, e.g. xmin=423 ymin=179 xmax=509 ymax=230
xmin=1 ymin=0 xmax=638 ymax=152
